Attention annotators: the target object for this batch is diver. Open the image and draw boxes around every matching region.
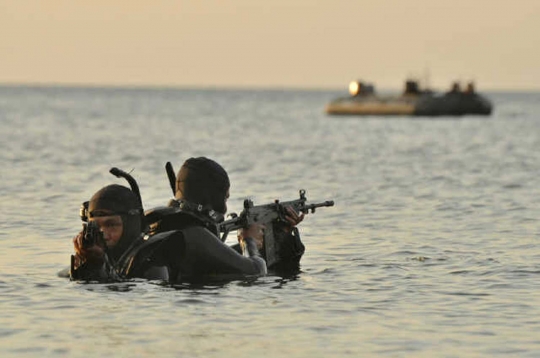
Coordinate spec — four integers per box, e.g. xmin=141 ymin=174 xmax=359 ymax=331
xmin=146 ymin=157 xmax=306 ymax=275
xmin=69 ymin=184 xmax=145 ymax=281
xmin=69 ymin=175 xmax=267 ymax=283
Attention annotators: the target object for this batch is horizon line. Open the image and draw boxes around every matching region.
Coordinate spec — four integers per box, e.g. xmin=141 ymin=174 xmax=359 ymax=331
xmin=0 ymin=81 xmax=538 ymax=93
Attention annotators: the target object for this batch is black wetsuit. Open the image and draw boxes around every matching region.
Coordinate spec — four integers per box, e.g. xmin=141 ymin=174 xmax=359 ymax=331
xmin=147 ymin=202 xmax=305 ymax=276
xmin=69 ymin=210 xmax=266 ymax=283
xmin=118 ymin=218 xmax=267 ymax=282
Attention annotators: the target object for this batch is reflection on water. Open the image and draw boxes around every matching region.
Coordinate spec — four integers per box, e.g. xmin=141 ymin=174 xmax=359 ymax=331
xmin=1 ymin=86 xmax=540 ymax=357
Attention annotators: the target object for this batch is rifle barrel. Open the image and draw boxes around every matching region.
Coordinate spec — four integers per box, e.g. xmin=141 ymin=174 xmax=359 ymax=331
xmin=301 ymin=200 xmax=334 ymax=213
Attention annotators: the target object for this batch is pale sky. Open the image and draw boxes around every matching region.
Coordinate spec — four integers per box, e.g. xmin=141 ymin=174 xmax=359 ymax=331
xmin=1 ymin=0 xmax=539 ymax=91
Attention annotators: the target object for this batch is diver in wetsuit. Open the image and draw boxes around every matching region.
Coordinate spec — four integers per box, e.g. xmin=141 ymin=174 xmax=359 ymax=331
xmin=70 ymin=179 xmax=267 ymax=282
xmin=70 ymin=184 xmax=145 ymax=281
xmin=146 ymin=157 xmax=306 ymax=275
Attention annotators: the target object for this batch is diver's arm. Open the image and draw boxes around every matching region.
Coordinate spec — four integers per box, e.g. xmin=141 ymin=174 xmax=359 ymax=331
xmin=230 ymin=243 xmax=242 ymax=254
xmin=238 ymin=237 xmax=267 ymax=274
xmin=70 ymin=232 xmax=122 ymax=282
xmin=70 ymin=254 xmax=120 ymax=282
xmin=182 ymin=226 xmax=267 ymax=276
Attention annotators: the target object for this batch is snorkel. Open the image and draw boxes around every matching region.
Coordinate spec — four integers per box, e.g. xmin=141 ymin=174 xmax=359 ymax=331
xmin=109 ymin=167 xmax=148 ymax=233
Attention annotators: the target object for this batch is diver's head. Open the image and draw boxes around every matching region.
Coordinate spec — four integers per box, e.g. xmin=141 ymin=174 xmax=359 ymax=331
xmin=88 ymin=184 xmax=141 ymax=257
xmin=175 ymin=157 xmax=230 ymax=214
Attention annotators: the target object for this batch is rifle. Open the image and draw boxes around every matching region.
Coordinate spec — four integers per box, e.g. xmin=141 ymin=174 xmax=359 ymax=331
xmin=69 ymin=220 xmax=107 ymax=280
xmin=77 ymin=200 xmax=108 ymax=248
xmin=80 ymin=220 xmax=106 ymax=248
xmin=219 ymin=189 xmax=334 ymax=267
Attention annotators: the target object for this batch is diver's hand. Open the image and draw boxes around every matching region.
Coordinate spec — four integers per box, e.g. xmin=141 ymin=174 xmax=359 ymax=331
xmin=238 ymin=223 xmax=265 ymax=250
xmin=281 ymin=206 xmax=305 ymax=233
xmin=72 ymin=231 xmax=105 ymax=267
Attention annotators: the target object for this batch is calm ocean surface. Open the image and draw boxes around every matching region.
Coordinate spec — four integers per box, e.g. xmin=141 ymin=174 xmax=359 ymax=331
xmin=1 ymin=85 xmax=539 ymax=357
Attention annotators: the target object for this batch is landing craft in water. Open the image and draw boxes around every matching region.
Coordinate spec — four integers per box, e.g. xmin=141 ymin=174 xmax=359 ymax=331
xmin=325 ymin=80 xmax=493 ymax=116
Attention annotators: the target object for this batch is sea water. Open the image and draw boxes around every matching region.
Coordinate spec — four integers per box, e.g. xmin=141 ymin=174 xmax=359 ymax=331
xmin=1 ymin=86 xmax=539 ymax=357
